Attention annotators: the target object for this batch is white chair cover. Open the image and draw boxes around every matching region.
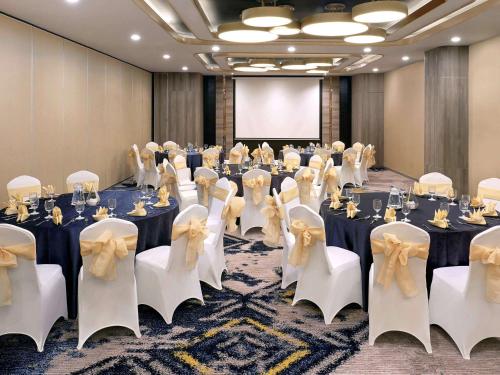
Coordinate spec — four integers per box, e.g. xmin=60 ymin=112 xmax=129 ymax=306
xmin=354 ymin=145 xmax=371 ymax=186
xmin=283 ymin=148 xmax=300 ymax=157
xmin=419 ymin=172 xmax=453 ymax=197
xmin=308 ymin=154 xmax=324 ymax=186
xmin=332 ymin=141 xmax=345 ymax=153
xmin=140 ymin=148 xmax=160 ymax=189
xmin=163 ymin=162 xmax=196 ymax=211
xmin=163 ymin=141 xmax=178 ymax=151
xmin=131 ymin=144 xmax=145 ymax=186
xmin=193 ymin=167 xmax=219 ymax=210
xmin=146 ymin=141 xmax=160 ymax=152
xmin=478 ymin=178 xmax=500 ymax=211
xmin=240 ymin=169 xmax=271 ymax=235
xmin=66 ymin=170 xmax=99 ymax=193
xmin=279 ymin=177 xmax=301 ymax=228
xmin=335 ymin=148 xmax=357 ymax=190
xmin=6 ymin=175 xmax=42 ymax=200
xmin=173 ymin=155 xmax=195 ymax=189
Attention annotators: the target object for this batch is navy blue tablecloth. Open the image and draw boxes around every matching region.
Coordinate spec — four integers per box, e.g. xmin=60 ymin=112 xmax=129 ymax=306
xmin=0 ymin=188 xmax=179 ymax=319
xmin=319 ymin=192 xmax=497 ymax=310
xmin=278 ymin=151 xmax=343 ymax=166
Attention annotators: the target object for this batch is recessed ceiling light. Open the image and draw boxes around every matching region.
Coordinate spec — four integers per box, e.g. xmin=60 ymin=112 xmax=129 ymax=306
xmin=242 ymin=6 xmax=293 ymax=28
xmin=162 ymin=54 xmax=171 ymax=60
xmin=307 ymin=69 xmax=329 ymax=74
xmin=344 ymin=28 xmax=386 ymax=44
xmin=212 ymin=45 xmax=220 ymax=52
xmin=249 ymin=59 xmax=276 ymax=68
xmin=363 ymin=47 xmax=372 ymax=53
xmin=402 ymin=55 xmax=410 ymax=61
xmin=372 ymin=68 xmax=379 ymax=72
xmin=182 ymin=66 xmax=188 ymax=71
xmin=302 ymin=12 xmax=368 ymax=37
xmin=282 ymin=59 xmax=310 ymax=70
xmin=353 ymin=1 xmax=408 ymax=23
xmin=217 ymin=22 xmax=278 ymax=43
xmin=130 ymin=34 xmax=141 ymax=41
xmin=287 ymin=46 xmax=296 ymax=52
xmin=65 ymin=0 xmax=79 ymax=3
xmin=451 ymin=36 xmax=461 ymax=43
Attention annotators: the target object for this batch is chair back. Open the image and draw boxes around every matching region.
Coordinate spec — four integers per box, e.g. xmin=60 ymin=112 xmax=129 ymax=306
xmin=419 ymin=172 xmax=453 ymax=196
xmin=478 ymin=178 xmax=500 ymax=210
xmin=162 ymin=162 xmax=181 ymax=205
xmin=194 ymin=167 xmax=219 ymax=208
xmin=173 ymin=155 xmax=192 ymax=185
xmin=163 ymin=141 xmax=178 ymax=151
xmin=146 ymin=142 xmax=159 ymax=152
xmin=273 ymin=188 xmax=289 ymax=239
xmin=242 ymin=169 xmax=271 ymax=207
xmin=284 ymin=151 xmax=300 ymax=169
xmin=308 ymin=154 xmax=324 ymax=184
xmin=228 ymin=147 xmax=243 ymax=164
xmin=280 ymin=177 xmax=301 ymax=227
xmin=332 ymin=141 xmax=345 ymax=153
xmin=208 ymin=177 xmax=231 ymax=221
xmin=132 ymin=144 xmax=144 ymax=168
xmin=234 ymin=142 xmax=244 ymax=150
xmin=6 ymin=176 xmax=42 ymax=201
xmin=283 ymin=148 xmax=299 ymax=156
xmin=66 ymin=171 xmax=99 ymax=193
xmin=261 ymin=146 xmax=275 ymax=165
xmin=262 ymin=142 xmax=270 ymax=149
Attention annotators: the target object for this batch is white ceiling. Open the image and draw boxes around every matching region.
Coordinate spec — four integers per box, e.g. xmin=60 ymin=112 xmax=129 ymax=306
xmin=0 ymin=0 xmax=499 ymax=74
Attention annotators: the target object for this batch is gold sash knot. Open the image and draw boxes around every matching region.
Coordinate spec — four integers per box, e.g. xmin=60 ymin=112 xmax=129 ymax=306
xmin=140 ymin=150 xmax=155 ymax=171
xmin=222 ymin=197 xmax=245 ymax=233
xmin=195 ymin=176 xmax=217 ymax=207
xmin=261 ymin=195 xmax=284 ymax=246
xmin=288 ymin=220 xmax=325 ymax=267
xmin=243 ymin=175 xmax=269 ymax=205
xmin=172 ymin=218 xmax=209 ymax=269
xmin=323 ymin=168 xmax=338 ymax=194
xmin=0 ymin=242 xmax=35 ymax=306
xmin=229 ymin=149 xmax=242 ymax=164
xmin=470 ymin=245 xmax=500 ymax=303
xmin=296 ymin=168 xmax=315 ymax=203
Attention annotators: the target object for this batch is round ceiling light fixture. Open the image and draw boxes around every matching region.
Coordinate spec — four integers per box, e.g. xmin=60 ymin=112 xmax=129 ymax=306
xmin=307 ymin=68 xmax=329 ymax=74
xmin=249 ymin=59 xmax=276 ymax=68
xmin=281 ymin=59 xmax=310 ymax=70
xmin=305 ymin=58 xmax=333 ymax=68
xmin=218 ymin=22 xmax=278 ymax=43
xmin=242 ymin=5 xmax=293 ymax=28
xmin=302 ymin=10 xmax=368 ymax=37
xmin=233 ymin=63 xmax=268 ymax=72
xmin=344 ymin=27 xmax=386 ymax=44
xmin=352 ymin=1 xmax=408 ymax=24
xmin=271 ymin=21 xmax=301 ymax=35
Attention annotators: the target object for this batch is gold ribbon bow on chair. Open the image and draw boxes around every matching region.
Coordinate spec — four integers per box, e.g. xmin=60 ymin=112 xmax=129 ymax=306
xmin=172 ymin=218 xmax=209 ymax=269
xmin=261 ymin=195 xmax=284 ymax=246
xmin=140 ymin=150 xmax=155 ymax=171
xmin=4 ymin=199 xmax=18 ymax=215
xmin=371 ymin=233 xmax=429 ymax=298
xmin=243 ymin=175 xmax=270 ymax=205
xmin=195 ymin=175 xmax=217 ymax=207
xmin=203 ymin=154 xmax=217 ymax=168
xmin=174 ymin=160 xmax=187 ymax=170
xmin=470 ymin=245 xmax=500 ymax=303
xmin=366 ymin=148 xmax=376 ymax=168
xmin=159 ymin=171 xmax=178 ymax=193
xmin=80 ymin=230 xmax=137 ymax=281
xmin=0 ymin=242 xmax=35 ymax=306
xmin=323 ymin=168 xmax=338 ymax=194
xmin=283 ymin=159 xmax=299 ymax=172
xmin=251 ymin=148 xmax=261 ymax=161
xmin=296 ymin=168 xmax=315 ymax=203
xmin=42 ymin=185 xmax=55 ymax=198
xmin=241 ymin=145 xmax=249 ymax=159
xmin=343 ymin=153 xmax=356 ymax=166
xmin=262 ymin=149 xmax=273 ymax=165
xmin=229 ymin=150 xmax=242 ymax=164
xmin=288 ymin=220 xmax=325 ymax=267
xmin=222 ymin=197 xmax=245 ymax=233
xmin=128 ymin=149 xmax=137 ymax=171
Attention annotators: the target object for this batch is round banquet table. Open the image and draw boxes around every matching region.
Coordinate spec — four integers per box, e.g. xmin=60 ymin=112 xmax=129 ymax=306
xmin=218 ymin=164 xmax=295 ymax=197
xmin=277 ymin=150 xmax=343 ymax=166
xmin=0 ymin=188 xmax=179 ymax=319
xmin=155 ymin=151 xmax=225 ymax=177
xmin=319 ymin=192 xmax=498 ymax=311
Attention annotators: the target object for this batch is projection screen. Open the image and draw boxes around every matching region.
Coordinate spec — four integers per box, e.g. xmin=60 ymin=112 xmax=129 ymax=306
xmin=234 ymin=77 xmax=321 ymax=140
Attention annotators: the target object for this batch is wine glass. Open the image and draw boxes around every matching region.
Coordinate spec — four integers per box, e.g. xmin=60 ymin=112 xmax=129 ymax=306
xmin=461 ymin=194 xmax=470 ymax=205
xmin=48 ymin=191 xmax=55 ymax=202
xmin=44 ymin=199 xmax=54 ymax=219
xmin=108 ymin=198 xmax=117 ymax=217
xmin=345 ymin=188 xmax=353 ymax=201
xmin=75 ymin=200 xmax=85 ymax=221
xmin=373 ymin=199 xmax=382 ymax=219
xmin=141 ymin=184 xmax=148 ymax=199
xmin=439 ymin=201 xmax=449 ymax=217
xmin=29 ymin=192 xmax=39 ymax=215
xmin=144 ymin=186 xmax=153 ymax=205
xmin=428 ymin=185 xmax=436 ymax=201
xmin=459 ymin=199 xmax=469 ymax=220
xmin=238 ymin=163 xmax=243 ymax=175
xmin=401 ymin=201 xmax=411 ymax=222
xmin=448 ymin=188 xmax=457 ymax=206
xmin=352 ymin=193 xmax=361 ymax=209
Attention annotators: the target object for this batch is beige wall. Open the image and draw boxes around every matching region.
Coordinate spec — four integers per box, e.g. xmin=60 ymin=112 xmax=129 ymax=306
xmin=384 ymin=62 xmax=425 ymax=179
xmin=0 ymin=15 xmax=152 ymax=203
xmin=468 ymin=35 xmax=500 ymax=192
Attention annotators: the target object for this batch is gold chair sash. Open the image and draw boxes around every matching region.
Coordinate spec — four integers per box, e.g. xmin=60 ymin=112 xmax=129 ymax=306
xmin=478 ymin=186 xmax=500 ymax=201
xmin=371 ymin=233 xmax=429 ymax=298
xmin=262 ymin=149 xmax=273 ymax=165
xmin=470 ymin=244 xmax=500 ymax=303
xmin=309 ymin=160 xmax=323 ymax=170
xmin=0 ymin=242 xmax=35 ymax=306
xmin=4 ymin=199 xmax=18 ymax=215
xmin=159 ymin=171 xmax=177 ymax=193
xmin=140 ymin=150 xmax=155 ymax=171
xmin=283 ymin=158 xmax=300 ymax=170
xmin=343 ymin=153 xmax=356 ymax=167
xmin=228 ymin=149 xmax=242 ymax=164
xmin=174 ymin=160 xmax=187 ymax=170
xmin=251 ymin=148 xmax=261 ymax=161
xmin=128 ymin=149 xmax=137 ymax=171
xmin=203 ymin=154 xmax=217 ymax=168
xmin=195 ymin=175 xmax=217 ymax=207
xmin=261 ymin=195 xmax=284 ymax=246
xmin=295 ymin=168 xmax=315 ymax=203
xmin=365 ymin=148 xmax=376 ymax=168
xmin=80 ymin=230 xmax=137 ymax=281
xmin=288 ymin=220 xmax=325 ymax=267
xmin=172 ymin=218 xmax=209 ymax=269
xmin=8 ymin=185 xmax=41 ymax=201
xmin=212 ymin=186 xmax=230 ymax=202
xmin=243 ymin=175 xmax=271 ymax=205
xmin=279 ymin=187 xmax=299 ymax=204
xmin=414 ymin=181 xmax=453 ymax=196
xmin=323 ymin=168 xmax=338 ymax=194
xmin=222 ymin=197 xmax=245 ymax=233
xmin=241 ymin=145 xmax=249 ymax=159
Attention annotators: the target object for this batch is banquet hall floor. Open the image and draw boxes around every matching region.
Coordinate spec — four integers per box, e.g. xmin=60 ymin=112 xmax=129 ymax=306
xmin=1 ymin=170 xmax=499 ymax=374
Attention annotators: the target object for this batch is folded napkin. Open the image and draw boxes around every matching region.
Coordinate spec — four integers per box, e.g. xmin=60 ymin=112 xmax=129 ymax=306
xmin=428 ymin=209 xmax=449 ymax=228
xmin=224 ymin=166 xmax=231 ymax=176
xmin=271 ymin=166 xmax=279 ymax=175
xmin=384 ymin=207 xmax=396 ymax=223
xmin=346 ymin=201 xmax=357 ymax=219
xmin=127 ymin=201 xmax=147 ymax=217
xmin=42 ymin=184 xmax=55 ymax=198
xmin=483 ymin=202 xmax=498 ymax=217
xmin=471 ymin=196 xmax=484 ymax=208
xmin=464 ymin=209 xmax=487 ymax=225
xmin=92 ymin=207 xmax=109 ymax=221
xmin=329 ymin=194 xmax=343 ymax=210
xmin=154 ymin=186 xmax=170 ymax=207
xmin=16 ymin=205 xmax=29 ymax=223
xmin=52 ymin=206 xmax=63 ymax=225
xmin=4 ymin=199 xmax=18 ymax=215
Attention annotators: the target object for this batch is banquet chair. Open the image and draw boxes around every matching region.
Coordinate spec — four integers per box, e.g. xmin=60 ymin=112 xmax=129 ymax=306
xmin=66 ymin=170 xmax=100 ymax=193
xmin=198 ymin=179 xmax=233 ymax=290
xmin=6 ymin=175 xmax=42 ymax=201
xmin=332 ymin=141 xmax=345 ymax=153
xmin=173 ymin=155 xmax=196 ymax=190
xmin=294 ymin=167 xmax=322 ymax=212
xmin=163 ymin=162 xmax=197 ymax=211
xmin=308 ymin=154 xmax=324 ymax=186
xmin=202 ymin=148 xmax=220 ymax=168
xmin=283 ymin=147 xmax=299 ymax=157
xmin=335 ymin=148 xmax=357 ymax=190
xmin=234 ymin=142 xmax=244 ymax=150
xmin=228 ymin=146 xmax=243 ymax=164
xmin=283 ymin=151 xmax=301 ymax=170
xmin=273 ymin=189 xmax=299 ymax=289
xmin=419 ymin=172 xmax=453 ymax=197
xmin=262 ymin=141 xmax=270 ymax=149
xmin=369 ymin=222 xmax=432 ymax=353
xmin=146 ymin=141 xmax=160 ymax=152
xmin=140 ymin=148 xmax=160 ymax=189
xmin=279 ymin=177 xmax=301 ymax=228
xmin=194 ymin=167 xmax=219 ymax=209
xmin=478 ymin=178 xmax=500 ymax=210
xmin=240 ymin=169 xmax=271 ymax=235
xmin=130 ymin=144 xmax=145 ymax=186
xmin=163 ymin=141 xmax=178 ymax=151
xmin=289 ymin=205 xmax=362 ymax=324
xmin=429 ymin=226 xmax=500 ymax=359
xmin=77 ymin=219 xmax=141 ymax=349
xmin=352 ymin=142 xmax=365 ymax=163
xmin=169 ymin=148 xmax=187 ymax=163
xmin=354 ymin=145 xmax=371 ymax=186
xmin=136 ymin=205 xmax=205 ymax=324
xmin=0 ymin=224 xmax=67 ymax=352
xmin=261 ymin=146 xmax=275 ymax=165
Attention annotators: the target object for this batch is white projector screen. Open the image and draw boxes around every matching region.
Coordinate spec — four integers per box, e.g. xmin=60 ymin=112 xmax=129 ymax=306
xmin=234 ymin=77 xmax=321 ymax=139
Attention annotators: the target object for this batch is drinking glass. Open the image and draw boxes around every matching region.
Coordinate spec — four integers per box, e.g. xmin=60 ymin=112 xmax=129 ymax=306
xmin=459 ymin=199 xmax=469 ymax=220
xmin=428 ymin=185 xmax=436 ymax=201
xmin=401 ymin=201 xmax=411 ymax=222
xmin=448 ymin=188 xmax=457 ymax=206
xmin=108 ymin=198 xmax=117 ymax=217
xmin=238 ymin=163 xmax=243 ymax=175
xmin=44 ymin=199 xmax=54 ymax=219
xmin=345 ymin=188 xmax=353 ymax=201
xmin=75 ymin=201 xmax=85 ymax=220
xmin=29 ymin=192 xmax=39 ymax=215
xmin=352 ymin=193 xmax=361 ymax=208
xmin=141 ymin=184 xmax=148 ymax=199
xmin=48 ymin=192 xmax=55 ymax=202
xmin=144 ymin=186 xmax=153 ymax=205
xmin=461 ymin=194 xmax=471 ymax=205
xmin=439 ymin=202 xmax=449 ymax=221
xmin=373 ymin=199 xmax=382 ymax=219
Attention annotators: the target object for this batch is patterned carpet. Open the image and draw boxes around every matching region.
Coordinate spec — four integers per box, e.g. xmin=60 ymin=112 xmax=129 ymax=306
xmin=1 ymin=170 xmax=499 ymax=374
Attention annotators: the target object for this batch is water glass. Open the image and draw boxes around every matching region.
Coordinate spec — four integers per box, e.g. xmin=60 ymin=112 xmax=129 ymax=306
xmin=461 ymin=194 xmax=470 ymax=205
xmin=401 ymin=201 xmax=411 ymax=222
xmin=459 ymin=199 xmax=469 ymax=219
xmin=144 ymin=186 xmax=153 ymax=205
xmin=345 ymin=188 xmax=353 ymax=201
xmin=373 ymin=199 xmax=382 ymax=219
xmin=428 ymin=185 xmax=436 ymax=201
xmin=75 ymin=201 xmax=85 ymax=220
xmin=108 ymin=198 xmax=117 ymax=217
xmin=141 ymin=184 xmax=148 ymax=199
xmin=352 ymin=193 xmax=361 ymax=207
xmin=448 ymin=188 xmax=457 ymax=206
xmin=44 ymin=199 xmax=54 ymax=219
xmin=29 ymin=192 xmax=39 ymax=215
xmin=439 ymin=202 xmax=449 ymax=222
xmin=238 ymin=164 xmax=243 ymax=175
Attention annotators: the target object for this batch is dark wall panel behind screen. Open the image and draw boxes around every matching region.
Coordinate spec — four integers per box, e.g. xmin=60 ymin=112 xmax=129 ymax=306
xmin=203 ymin=75 xmax=216 ymax=146
xmin=339 ymin=76 xmax=352 ymax=145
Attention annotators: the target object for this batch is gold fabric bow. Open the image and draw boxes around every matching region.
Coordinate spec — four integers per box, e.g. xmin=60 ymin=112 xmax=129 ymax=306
xmin=346 ymin=201 xmax=357 ymax=219
xmin=323 ymin=168 xmax=338 ymax=194
xmin=243 ymin=175 xmax=270 ymax=205
xmin=329 ymin=194 xmax=342 ymax=210
xmin=52 ymin=206 xmax=63 ymax=225
xmin=229 ymin=149 xmax=242 ymax=164
xmin=4 ymin=199 xmax=18 ymax=215
xmin=80 ymin=230 xmax=137 ymax=281
xmin=0 ymin=242 xmax=35 ymax=306
xmin=343 ymin=153 xmax=356 ymax=166
xmin=17 ymin=205 xmax=29 ymax=223
xmin=429 ymin=209 xmax=449 ymax=228
xmin=288 ymin=220 xmax=325 ymax=267
xmin=279 ymin=187 xmax=299 ymax=204
xmin=154 ymin=185 xmax=170 ymax=207
xmin=222 ymin=197 xmax=245 ymax=233
xmin=261 ymin=149 xmax=274 ymax=165
xmin=172 ymin=218 xmax=209 ymax=269
xmin=384 ymin=207 xmax=396 ymax=223
xmin=283 ymin=158 xmax=300 ymax=171
xmin=42 ymin=185 xmax=55 ymax=198
xmin=371 ymin=233 xmax=429 ymax=297
xmin=159 ymin=171 xmax=177 ymax=193
xmin=470 ymin=244 xmax=500 ymax=303
xmin=195 ymin=175 xmax=217 ymax=207
xmin=296 ymin=168 xmax=315 ymax=204
xmin=203 ymin=154 xmax=217 ymax=168
xmin=241 ymin=145 xmax=249 ymax=159
xmin=140 ymin=149 xmax=155 ymax=171
xmin=365 ymin=148 xmax=376 ymax=168
xmin=251 ymin=148 xmax=261 ymax=161
xmin=93 ymin=207 xmax=109 ymax=221
xmin=464 ymin=209 xmax=486 ymax=225
xmin=127 ymin=201 xmax=147 ymax=216
xmin=261 ymin=195 xmax=284 ymax=246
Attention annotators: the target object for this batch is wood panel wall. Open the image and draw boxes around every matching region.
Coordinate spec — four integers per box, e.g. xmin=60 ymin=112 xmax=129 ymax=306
xmin=0 ymin=14 xmax=152 ymax=204
xmin=215 ymin=75 xmax=234 ymax=152
xmin=154 ymin=72 xmax=204 ymax=147
xmin=352 ymin=73 xmax=384 ymax=166
xmin=425 ymin=46 xmax=469 ymax=194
